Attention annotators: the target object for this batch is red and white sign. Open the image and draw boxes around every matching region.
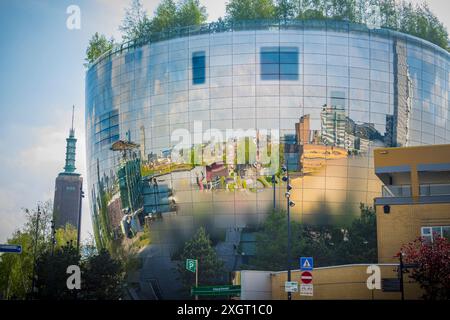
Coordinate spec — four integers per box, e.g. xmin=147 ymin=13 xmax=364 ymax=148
xmin=301 ymin=271 xmax=313 ymax=284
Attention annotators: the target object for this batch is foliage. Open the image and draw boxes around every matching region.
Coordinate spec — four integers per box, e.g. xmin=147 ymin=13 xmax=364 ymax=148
xmin=0 ymin=231 xmax=34 ymax=299
xmin=275 ymin=0 xmax=297 ymax=21
xmin=334 ymin=203 xmax=377 ymax=264
xmin=401 ymin=236 xmax=450 ymax=300
xmin=0 ymin=201 xmax=53 ymax=299
xmin=0 ymin=200 xmax=124 ymax=300
xmin=84 ymin=32 xmax=114 ymax=66
xmin=176 ymin=0 xmax=208 ymax=28
xmin=250 ymin=204 xmax=377 ymax=270
xmin=80 ymin=249 xmax=124 ymax=300
xmin=150 ymin=0 xmax=178 ymax=33
xmin=119 ymin=0 xmax=152 ymax=41
xmin=55 ymin=223 xmax=78 ymax=249
xmin=34 ymin=244 xmax=124 ymax=300
xmin=86 ymin=0 xmax=449 ymax=65
xmin=34 ymin=242 xmax=80 ymax=299
xmin=176 ymin=227 xmax=225 ymax=292
xmin=225 ymin=0 xmax=276 ymax=21
xmin=224 ymin=0 xmax=448 ymax=51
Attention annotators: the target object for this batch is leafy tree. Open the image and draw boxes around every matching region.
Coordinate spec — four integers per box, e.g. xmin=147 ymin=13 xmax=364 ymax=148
xmin=328 ymin=0 xmax=357 ymax=21
xmin=297 ymin=0 xmax=326 ymax=20
xmin=335 ymin=203 xmax=377 ymax=264
xmin=34 ymin=242 xmax=80 ymax=300
xmin=150 ymin=0 xmax=178 ymax=33
xmin=85 ymin=32 xmax=114 ymax=66
xmin=80 ymin=249 xmax=124 ymax=300
xmin=251 ymin=210 xmax=297 ymax=270
xmin=177 ymin=0 xmax=208 ymax=28
xmin=275 ymin=0 xmax=298 ymax=21
xmin=378 ymin=0 xmax=398 ymax=30
xmin=401 ymin=236 xmax=450 ymax=300
xmin=119 ymin=0 xmax=151 ymax=41
xmin=250 ymin=204 xmax=377 ymax=270
xmin=0 ymin=231 xmax=34 ymax=299
xmin=176 ymin=227 xmax=225 ymax=292
xmin=225 ymin=0 xmax=276 ymax=21
xmin=0 ymin=202 xmax=53 ymax=299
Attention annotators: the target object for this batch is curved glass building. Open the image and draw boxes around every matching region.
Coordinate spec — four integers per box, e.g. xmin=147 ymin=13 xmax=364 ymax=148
xmin=86 ymin=20 xmax=450 ymax=298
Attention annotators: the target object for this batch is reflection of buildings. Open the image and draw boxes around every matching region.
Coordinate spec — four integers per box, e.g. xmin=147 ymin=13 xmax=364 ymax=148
xmin=107 ymin=139 xmax=177 ymax=239
xmin=385 ymin=39 xmax=412 ymax=147
xmin=53 ymin=107 xmax=83 ymax=246
xmin=321 ymin=104 xmax=347 ymax=149
xmin=283 ymin=134 xmax=300 ymax=171
xmin=142 ymin=178 xmax=175 ymax=217
xmin=295 ymin=114 xmax=310 ymax=145
xmin=85 ymin=21 xmax=450 ymax=299
xmin=321 ymin=91 xmax=347 ymax=149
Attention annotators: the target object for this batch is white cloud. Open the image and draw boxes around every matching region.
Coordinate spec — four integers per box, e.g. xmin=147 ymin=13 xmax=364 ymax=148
xmin=0 ymin=106 xmax=93 ymax=243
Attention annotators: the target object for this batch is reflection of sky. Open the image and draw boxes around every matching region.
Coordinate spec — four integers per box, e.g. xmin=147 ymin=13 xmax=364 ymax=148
xmin=0 ymin=0 xmax=227 ymax=243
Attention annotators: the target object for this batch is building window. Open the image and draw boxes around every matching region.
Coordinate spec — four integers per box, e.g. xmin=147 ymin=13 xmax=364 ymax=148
xmin=192 ymin=51 xmax=206 ymax=84
xmin=260 ymin=47 xmax=299 ymax=80
xmin=421 ymin=226 xmax=450 ymax=243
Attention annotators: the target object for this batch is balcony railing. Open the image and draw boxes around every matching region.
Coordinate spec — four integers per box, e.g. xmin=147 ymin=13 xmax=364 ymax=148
xmin=382 ymin=185 xmax=411 ymax=197
xmin=382 ymin=184 xmax=450 ymax=198
xmin=420 ymin=184 xmax=450 ymax=196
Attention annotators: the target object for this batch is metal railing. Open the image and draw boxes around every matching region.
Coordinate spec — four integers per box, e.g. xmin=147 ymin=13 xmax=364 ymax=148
xmin=87 ymin=18 xmax=449 ymax=70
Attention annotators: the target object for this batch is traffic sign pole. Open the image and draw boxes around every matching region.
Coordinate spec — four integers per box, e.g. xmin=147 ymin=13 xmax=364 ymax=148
xmin=195 ymin=259 xmax=198 ymax=301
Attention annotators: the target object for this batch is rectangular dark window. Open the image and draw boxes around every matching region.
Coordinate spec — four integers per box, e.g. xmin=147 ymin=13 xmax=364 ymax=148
xmin=261 ymin=47 xmax=299 ymax=80
xmin=192 ymin=51 xmax=206 ymax=85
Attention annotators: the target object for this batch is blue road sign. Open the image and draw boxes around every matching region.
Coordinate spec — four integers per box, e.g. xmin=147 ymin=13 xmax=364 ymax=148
xmin=0 ymin=244 xmax=22 ymax=254
xmin=300 ymin=257 xmax=313 ymax=271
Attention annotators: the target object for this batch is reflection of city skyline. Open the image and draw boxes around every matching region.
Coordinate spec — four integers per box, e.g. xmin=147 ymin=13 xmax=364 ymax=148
xmin=85 ymin=23 xmax=446 ymax=298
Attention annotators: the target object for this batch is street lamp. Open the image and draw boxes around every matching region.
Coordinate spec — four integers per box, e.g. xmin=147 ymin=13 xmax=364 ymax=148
xmin=282 ymin=163 xmax=295 ymax=300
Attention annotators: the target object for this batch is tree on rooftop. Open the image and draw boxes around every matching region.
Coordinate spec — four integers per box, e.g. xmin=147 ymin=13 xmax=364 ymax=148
xmin=119 ymin=0 xmax=152 ymax=41
xmin=225 ymin=0 xmax=277 ymax=21
xmin=177 ymin=0 xmax=208 ymax=28
xmin=85 ymin=33 xmax=114 ymax=66
xmin=150 ymin=0 xmax=178 ymax=34
xmin=275 ymin=0 xmax=298 ymax=22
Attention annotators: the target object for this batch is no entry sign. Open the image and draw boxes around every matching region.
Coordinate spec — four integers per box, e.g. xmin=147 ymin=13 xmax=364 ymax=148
xmin=301 ymin=271 xmax=313 ymax=284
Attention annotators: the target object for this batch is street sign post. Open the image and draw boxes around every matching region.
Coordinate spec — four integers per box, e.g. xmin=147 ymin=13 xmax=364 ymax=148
xmin=300 ymin=284 xmax=313 ymax=296
xmin=300 ymin=257 xmax=313 ymax=271
xmin=301 ymin=271 xmax=313 ymax=284
xmin=0 ymin=244 xmax=22 ymax=254
xmin=186 ymin=259 xmax=199 ymax=300
xmin=191 ymin=285 xmax=241 ymax=297
xmin=285 ymin=281 xmax=299 ymax=293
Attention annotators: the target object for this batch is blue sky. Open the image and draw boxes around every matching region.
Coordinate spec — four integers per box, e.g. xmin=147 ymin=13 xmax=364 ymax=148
xmin=0 ymin=0 xmax=226 ymax=243
xmin=0 ymin=0 xmax=447 ymax=243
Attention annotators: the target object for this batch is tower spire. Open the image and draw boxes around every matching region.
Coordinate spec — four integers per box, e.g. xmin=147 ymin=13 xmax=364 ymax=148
xmin=64 ymin=105 xmax=77 ymax=173
xmin=70 ymin=105 xmax=75 ymax=137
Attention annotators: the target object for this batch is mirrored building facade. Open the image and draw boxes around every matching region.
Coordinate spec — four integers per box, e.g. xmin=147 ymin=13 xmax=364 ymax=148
xmin=86 ymin=20 xmax=450 ymax=298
